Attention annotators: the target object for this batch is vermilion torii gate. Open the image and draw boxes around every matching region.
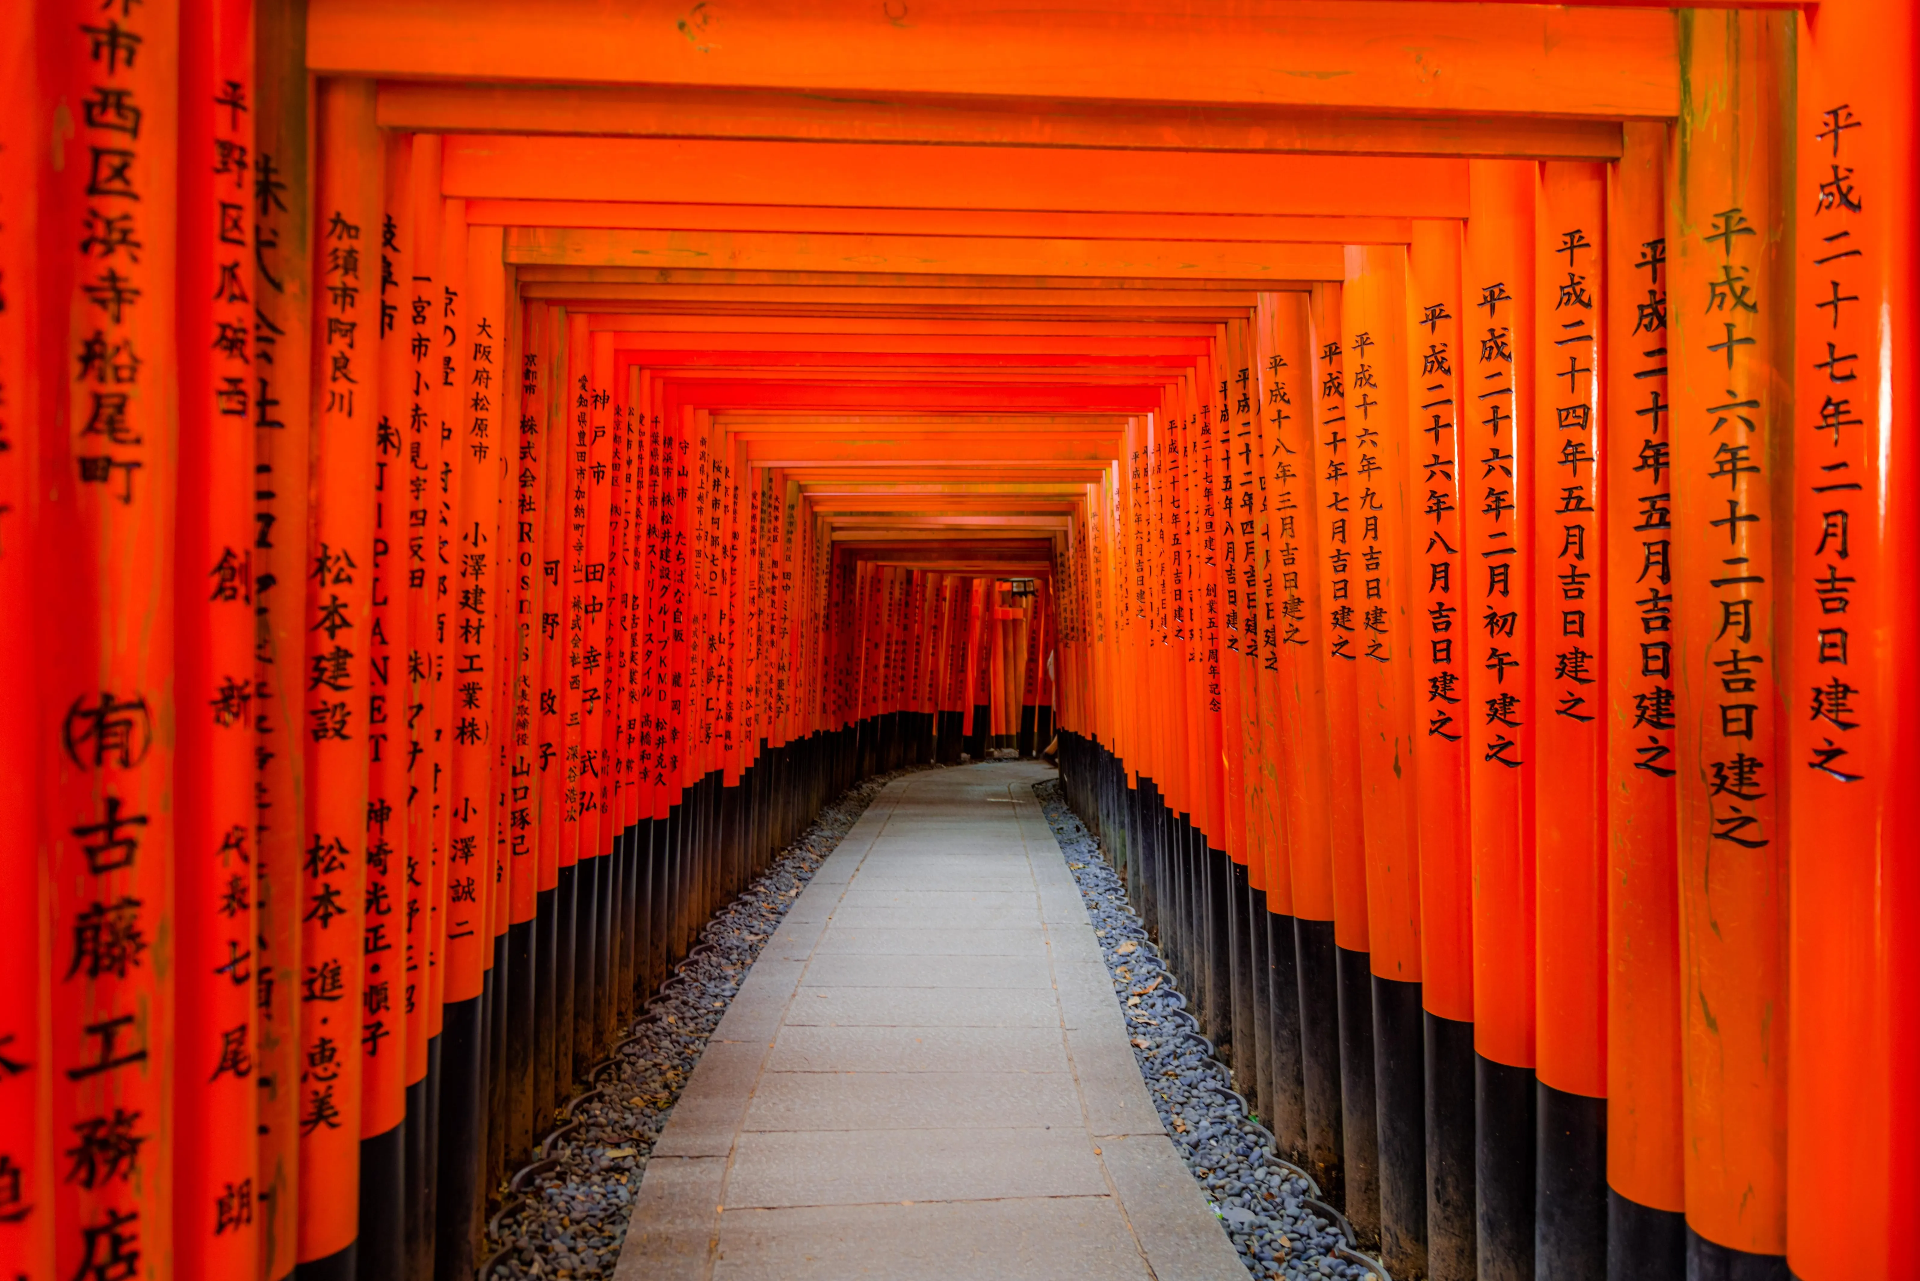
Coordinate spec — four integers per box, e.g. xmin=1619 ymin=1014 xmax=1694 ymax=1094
xmin=1 ymin=3 xmax=1914 ymax=1281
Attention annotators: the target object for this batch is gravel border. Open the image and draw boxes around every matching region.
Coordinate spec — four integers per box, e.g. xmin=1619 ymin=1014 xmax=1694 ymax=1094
xmin=1033 ymin=777 xmax=1383 ymax=1281
xmin=483 ymin=765 xmax=936 ymax=1279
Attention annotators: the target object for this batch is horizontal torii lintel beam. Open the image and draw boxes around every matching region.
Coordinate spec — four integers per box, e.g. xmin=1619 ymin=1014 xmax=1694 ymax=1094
xmin=472 ymin=199 xmax=1414 ymax=246
xmin=513 ymin=281 xmax=1267 ymax=316
xmin=447 ymin=136 xmax=1466 ymax=220
xmin=379 ymin=82 xmax=1627 ymax=158
xmin=505 ymin=226 xmax=1347 ymax=281
xmin=310 ymin=0 xmax=1675 ymax=119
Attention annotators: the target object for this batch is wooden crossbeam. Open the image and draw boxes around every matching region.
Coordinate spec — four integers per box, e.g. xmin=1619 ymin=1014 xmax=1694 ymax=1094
xmin=380 ymin=82 xmax=1627 ymax=158
xmin=504 ymin=226 xmax=1346 ymax=281
xmin=309 ymin=0 xmax=1675 ymax=118
xmin=445 ymin=136 xmax=1467 ymax=219
xmin=469 ymin=200 xmax=1415 ymax=246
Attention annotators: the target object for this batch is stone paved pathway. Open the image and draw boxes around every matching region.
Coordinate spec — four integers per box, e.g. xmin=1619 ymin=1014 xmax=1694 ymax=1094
xmin=614 ymin=760 xmax=1247 ymax=1281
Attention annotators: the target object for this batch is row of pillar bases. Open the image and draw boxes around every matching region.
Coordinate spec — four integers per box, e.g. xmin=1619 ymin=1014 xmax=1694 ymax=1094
xmin=292 ymin=723 xmax=889 ymax=1280
xmin=1057 ymin=732 xmax=1791 ymax=1281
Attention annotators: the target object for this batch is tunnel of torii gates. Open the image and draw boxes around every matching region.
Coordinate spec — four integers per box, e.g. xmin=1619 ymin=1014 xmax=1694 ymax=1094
xmin=1 ymin=1 xmax=1917 ymax=1280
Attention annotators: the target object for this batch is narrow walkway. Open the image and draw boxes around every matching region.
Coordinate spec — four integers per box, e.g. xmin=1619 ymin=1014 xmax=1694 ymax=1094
xmin=615 ymin=761 xmax=1247 ymax=1280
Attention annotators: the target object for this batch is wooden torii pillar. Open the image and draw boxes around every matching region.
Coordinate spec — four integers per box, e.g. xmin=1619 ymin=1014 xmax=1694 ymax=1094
xmin=0 ymin=5 xmax=1915 ymax=1281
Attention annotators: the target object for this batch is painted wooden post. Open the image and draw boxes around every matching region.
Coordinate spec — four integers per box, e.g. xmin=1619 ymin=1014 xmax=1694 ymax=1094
xmin=1346 ymin=244 xmax=1425 ymax=1277
xmin=177 ymin=1 xmax=260 ymax=1274
xmin=301 ymin=75 xmax=380 ymax=1280
xmin=252 ymin=4 xmax=312 ymax=1272
xmin=1786 ymin=2 xmax=1920 ymax=1277
xmin=1531 ymin=160 xmax=1608 ymax=1278
xmin=42 ymin=3 xmax=181 ymax=1280
xmin=1403 ymin=216 xmax=1476 ymax=1281
xmin=1461 ymin=158 xmax=1537 ymax=1281
xmin=1269 ymin=289 xmax=1337 ymax=1181
xmin=357 ymin=126 xmax=413 ymax=1281
xmin=1670 ymin=11 xmax=1792 ymax=1269
xmin=1603 ymin=120 xmax=1686 ymax=1281
xmin=0 ymin=13 xmax=48 ymax=1278
xmin=401 ymin=129 xmax=443 ymax=1281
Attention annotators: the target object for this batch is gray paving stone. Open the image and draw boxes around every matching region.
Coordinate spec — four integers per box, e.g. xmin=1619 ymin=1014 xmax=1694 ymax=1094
xmin=765 ymin=1024 xmax=1068 ymax=1073
xmin=834 ymin=888 xmax=1038 ymax=911
xmin=613 ymin=1155 xmax=725 ymax=1281
xmin=723 ymin=1127 xmax=1110 ymax=1207
xmin=784 ymin=985 xmax=1060 ymax=1027
xmin=825 ymin=904 xmax=1043 ymax=930
xmin=742 ymin=1070 xmax=1083 ymax=1131
xmin=764 ymin=912 xmax=829 ymax=955
xmin=613 ymin=762 xmax=1242 ymax=1281
xmin=652 ymin=1038 xmax=768 ymax=1157
xmin=1099 ymin=1133 xmax=1250 ymax=1281
xmin=846 ymin=873 xmax=1037 ymax=893
xmin=810 ymin=926 xmax=1048 ymax=956
xmin=710 ymin=1198 xmax=1152 ymax=1280
xmin=798 ymin=952 xmax=1056 ymax=989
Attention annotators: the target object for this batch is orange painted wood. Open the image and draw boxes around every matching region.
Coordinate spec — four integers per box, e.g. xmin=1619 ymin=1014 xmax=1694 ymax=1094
xmin=1786 ymin=3 xmax=1917 ymax=1275
xmin=1307 ymin=286 xmax=1369 ymax=958
xmin=1604 ymin=119 xmax=1683 ymax=1219
xmin=0 ymin=12 xmax=48 ymax=1277
xmin=1462 ymin=159 xmax=1536 ymax=1073
xmin=573 ymin=332 xmax=613 ymax=854
xmin=461 ymin=222 xmax=508 ymax=958
xmin=250 ymin=8 xmax=313 ymax=1265
xmin=1345 ymin=246 xmax=1420 ymax=986
xmin=1249 ymin=294 xmax=1294 ymax=918
xmin=1669 ymin=11 xmax=1793 ymax=1257
xmin=300 ymin=75 xmax=380 ymax=1267
xmin=505 ymin=225 xmax=1344 ymax=284
xmin=44 ymin=0 xmax=181 ymax=1263
xmin=537 ymin=311 xmax=574 ymax=861
xmin=360 ymin=125 xmax=412 ymax=1150
xmin=447 ymin=138 xmax=1466 ymax=222
xmin=405 ymin=133 xmax=449 ymax=1069
xmin=1531 ymin=161 xmax=1606 ymax=1102
xmin=1404 ymin=221 xmax=1471 ymax=1025
xmin=441 ymin=203 xmax=494 ymax=1011
xmin=511 ymin=303 xmax=551 ymax=903
xmin=559 ymin=314 xmax=593 ymax=861
xmin=309 ymin=0 xmax=1678 ymax=120
xmin=380 ymin=82 xmax=1626 ymax=162
xmin=1269 ymin=291 xmax=1337 ymax=928
xmin=1215 ymin=323 xmax=1251 ymax=869
xmin=470 ymin=199 xmax=1417 ymax=248
xmin=175 ymin=0 xmax=260 ymax=1271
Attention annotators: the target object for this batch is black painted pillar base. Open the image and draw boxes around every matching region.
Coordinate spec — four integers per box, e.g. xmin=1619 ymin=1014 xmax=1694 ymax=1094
xmin=295 ymin=1241 xmax=357 ymax=1281
xmin=358 ymin=1122 xmax=404 ymax=1281
xmin=1209 ymin=847 xmax=1236 ymax=1070
xmin=435 ymin=993 xmax=485 ymax=1281
xmin=1538 ymin=1080 xmax=1606 ymax=1280
xmin=1426 ymin=1012 xmax=1477 ymax=1281
xmin=1295 ymin=917 xmax=1344 ymax=1203
xmin=1608 ymin=1187 xmax=1686 ymax=1281
xmin=1247 ymin=883 xmax=1272 ymax=1120
xmin=1686 ymin=1228 xmax=1789 ymax=1281
xmin=1336 ymin=945 xmax=1380 ymax=1244
xmin=404 ymin=1070 xmax=434 ymax=1281
xmin=1372 ymin=975 xmax=1427 ymax=1278
xmin=1477 ymin=1053 xmax=1538 ymax=1281
xmin=1266 ymin=910 xmax=1308 ymax=1160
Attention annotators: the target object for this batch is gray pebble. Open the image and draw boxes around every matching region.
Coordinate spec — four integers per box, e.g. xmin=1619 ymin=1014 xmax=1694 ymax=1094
xmin=1033 ymin=776 xmax=1355 ymax=1281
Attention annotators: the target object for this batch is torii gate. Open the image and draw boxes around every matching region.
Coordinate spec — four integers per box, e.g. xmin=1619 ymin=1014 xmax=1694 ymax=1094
xmin=0 ymin=4 xmax=1912 ymax=1281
